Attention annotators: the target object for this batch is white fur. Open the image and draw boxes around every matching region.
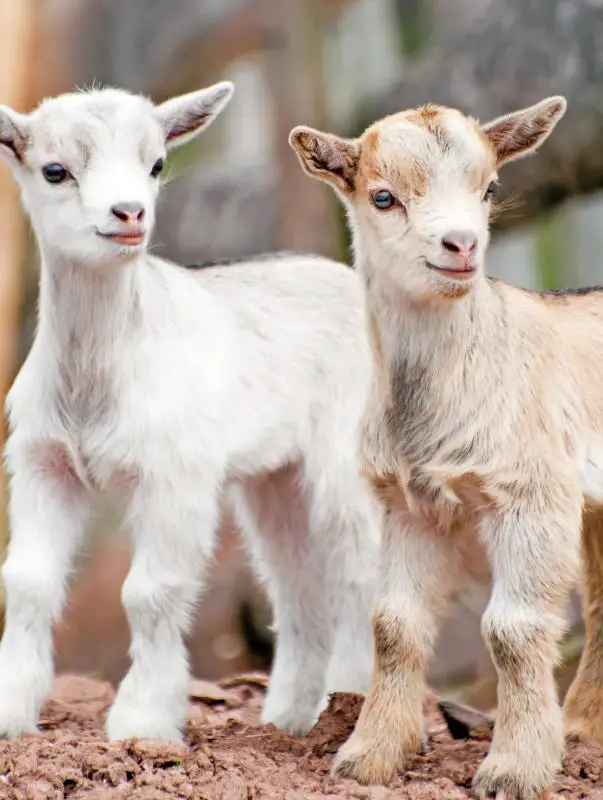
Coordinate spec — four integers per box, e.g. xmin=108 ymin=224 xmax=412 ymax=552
xmin=0 ymin=86 xmax=380 ymax=742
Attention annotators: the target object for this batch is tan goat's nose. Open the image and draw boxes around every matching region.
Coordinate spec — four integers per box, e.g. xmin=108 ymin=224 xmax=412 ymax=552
xmin=111 ymin=202 xmax=145 ymax=223
xmin=441 ymin=230 xmax=477 ymax=259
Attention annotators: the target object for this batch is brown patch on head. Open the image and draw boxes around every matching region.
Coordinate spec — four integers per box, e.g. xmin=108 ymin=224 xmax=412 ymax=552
xmin=407 ymin=103 xmax=451 ymax=150
xmin=355 ymin=104 xmax=495 ymax=205
xmin=356 ymin=114 xmax=431 ymax=200
xmin=363 ymin=129 xmax=380 ymax=155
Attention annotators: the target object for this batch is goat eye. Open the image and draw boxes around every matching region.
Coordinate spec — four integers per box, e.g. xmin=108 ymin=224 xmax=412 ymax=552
xmin=484 ymin=181 xmax=497 ymax=201
xmin=373 ymin=190 xmax=396 ymax=210
xmin=42 ymin=163 xmax=69 ymax=184
xmin=150 ymin=158 xmax=164 ymax=178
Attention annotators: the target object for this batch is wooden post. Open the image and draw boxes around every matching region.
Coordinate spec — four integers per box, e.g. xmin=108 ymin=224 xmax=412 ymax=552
xmin=0 ymin=0 xmax=34 ymax=585
xmin=262 ymin=0 xmax=339 ymax=258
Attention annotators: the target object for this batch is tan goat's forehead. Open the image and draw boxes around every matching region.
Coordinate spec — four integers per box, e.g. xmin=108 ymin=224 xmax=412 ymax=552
xmin=358 ymin=106 xmax=494 ymax=192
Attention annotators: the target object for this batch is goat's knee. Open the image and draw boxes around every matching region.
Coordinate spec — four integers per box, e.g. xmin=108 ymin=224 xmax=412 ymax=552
xmin=482 ymin=606 xmax=563 ymax=688
xmin=121 ymin=567 xmax=197 ymax=638
xmin=2 ymin=559 xmax=64 ymax=625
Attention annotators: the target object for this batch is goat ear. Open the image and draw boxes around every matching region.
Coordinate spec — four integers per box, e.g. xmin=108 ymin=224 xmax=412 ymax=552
xmin=289 ymin=126 xmax=360 ymax=195
xmin=155 ymin=81 xmax=235 ymax=150
xmin=482 ymin=96 xmax=567 ymax=167
xmin=0 ymin=106 xmax=29 ymax=167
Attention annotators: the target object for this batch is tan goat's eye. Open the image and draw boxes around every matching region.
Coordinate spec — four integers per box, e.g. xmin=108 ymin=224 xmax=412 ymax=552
xmin=484 ymin=181 xmax=497 ymax=201
xmin=373 ymin=190 xmax=396 ymax=210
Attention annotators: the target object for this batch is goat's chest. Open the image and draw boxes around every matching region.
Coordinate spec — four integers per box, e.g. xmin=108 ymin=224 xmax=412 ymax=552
xmin=361 ymin=416 xmax=492 ymax=535
xmin=38 ymin=358 xmax=145 ymax=492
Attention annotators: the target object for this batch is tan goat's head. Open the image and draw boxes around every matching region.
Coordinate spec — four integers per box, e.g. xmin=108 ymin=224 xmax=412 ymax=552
xmin=290 ymin=96 xmax=566 ymax=302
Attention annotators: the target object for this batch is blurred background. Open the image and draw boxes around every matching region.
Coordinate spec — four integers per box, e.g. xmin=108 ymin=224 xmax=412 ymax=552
xmin=1 ymin=0 xmax=601 ymax=709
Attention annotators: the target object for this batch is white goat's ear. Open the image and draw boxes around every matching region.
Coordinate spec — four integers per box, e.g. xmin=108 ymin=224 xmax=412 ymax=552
xmin=155 ymin=81 xmax=234 ymax=150
xmin=289 ymin=126 xmax=360 ymax=195
xmin=482 ymin=96 xmax=567 ymax=167
xmin=0 ymin=105 xmax=29 ymax=167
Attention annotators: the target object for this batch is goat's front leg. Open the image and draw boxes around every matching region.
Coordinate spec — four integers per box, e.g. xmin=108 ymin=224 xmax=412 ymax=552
xmin=474 ymin=501 xmax=581 ymax=800
xmin=0 ymin=455 xmax=90 ymax=738
xmin=106 ymin=479 xmax=220 ymax=743
xmin=332 ymin=508 xmax=461 ymax=784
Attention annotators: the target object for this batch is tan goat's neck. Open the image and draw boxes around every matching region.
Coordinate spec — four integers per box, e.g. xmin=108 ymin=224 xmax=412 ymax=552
xmin=357 ymin=251 xmax=505 ymax=420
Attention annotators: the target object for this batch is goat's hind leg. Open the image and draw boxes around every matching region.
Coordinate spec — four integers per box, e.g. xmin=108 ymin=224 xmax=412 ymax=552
xmin=564 ymin=506 xmax=603 ymax=745
xmin=324 ymin=484 xmax=380 ymax=698
xmin=230 ymin=465 xmax=335 ymax=736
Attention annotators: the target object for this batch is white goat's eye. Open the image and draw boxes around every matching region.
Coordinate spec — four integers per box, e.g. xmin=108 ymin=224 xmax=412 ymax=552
xmin=150 ymin=158 xmax=164 ymax=178
xmin=372 ymin=190 xmax=396 ymax=210
xmin=484 ymin=181 xmax=497 ymax=201
xmin=42 ymin=163 xmax=69 ymax=184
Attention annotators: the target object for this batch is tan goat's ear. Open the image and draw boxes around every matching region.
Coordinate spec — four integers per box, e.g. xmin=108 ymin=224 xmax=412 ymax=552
xmin=289 ymin=126 xmax=360 ymax=195
xmin=482 ymin=96 xmax=567 ymax=167
xmin=0 ymin=106 xmax=29 ymax=167
xmin=155 ymin=81 xmax=235 ymax=150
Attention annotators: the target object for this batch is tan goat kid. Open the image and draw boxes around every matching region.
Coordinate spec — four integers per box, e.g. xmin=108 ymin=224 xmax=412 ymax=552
xmin=290 ymin=96 xmax=603 ymax=800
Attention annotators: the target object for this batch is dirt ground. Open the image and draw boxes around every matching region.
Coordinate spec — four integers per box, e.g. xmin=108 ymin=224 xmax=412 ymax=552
xmin=0 ymin=674 xmax=601 ymax=800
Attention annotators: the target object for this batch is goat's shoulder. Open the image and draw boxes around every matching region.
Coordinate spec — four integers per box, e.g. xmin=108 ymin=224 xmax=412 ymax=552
xmin=182 ymin=251 xmax=355 ymax=292
xmin=176 ymin=251 xmax=365 ymax=330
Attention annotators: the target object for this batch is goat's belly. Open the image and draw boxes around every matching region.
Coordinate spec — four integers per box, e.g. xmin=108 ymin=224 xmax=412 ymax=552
xmin=579 ymin=436 xmax=603 ymax=506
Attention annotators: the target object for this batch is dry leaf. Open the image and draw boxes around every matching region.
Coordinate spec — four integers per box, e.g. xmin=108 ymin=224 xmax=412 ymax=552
xmin=189 ymin=679 xmax=241 ymax=707
xmin=220 ymin=672 xmax=269 ymax=690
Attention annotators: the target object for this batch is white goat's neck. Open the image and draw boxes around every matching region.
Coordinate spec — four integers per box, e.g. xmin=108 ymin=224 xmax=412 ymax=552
xmin=37 ymin=249 xmax=145 ymax=355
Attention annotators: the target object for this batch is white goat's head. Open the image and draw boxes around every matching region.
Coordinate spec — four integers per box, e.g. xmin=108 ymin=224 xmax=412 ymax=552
xmin=290 ymin=96 xmax=566 ymax=302
xmin=0 ymin=82 xmax=234 ymax=267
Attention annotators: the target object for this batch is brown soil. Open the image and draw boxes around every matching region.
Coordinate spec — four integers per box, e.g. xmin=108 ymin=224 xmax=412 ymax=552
xmin=1 ymin=674 xmax=601 ymax=800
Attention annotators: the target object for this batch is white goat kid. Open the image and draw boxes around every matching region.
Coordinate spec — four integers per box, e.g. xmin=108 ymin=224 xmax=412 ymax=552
xmin=0 ymin=84 xmax=380 ymax=743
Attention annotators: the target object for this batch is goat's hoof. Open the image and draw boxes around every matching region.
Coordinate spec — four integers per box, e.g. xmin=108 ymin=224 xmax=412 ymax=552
xmin=0 ymin=704 xmax=38 ymax=740
xmin=0 ymin=720 xmax=38 ymax=740
xmin=260 ymin=690 xmax=324 ymax=737
xmin=331 ymin=733 xmax=401 ymax=785
xmin=260 ymin=703 xmax=320 ymax=737
xmin=106 ymin=704 xmax=184 ymax=744
xmin=473 ymin=752 xmax=557 ymax=800
xmin=564 ymin=713 xmax=603 ymax=747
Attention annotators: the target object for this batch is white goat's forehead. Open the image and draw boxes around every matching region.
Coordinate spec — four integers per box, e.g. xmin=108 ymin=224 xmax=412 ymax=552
xmin=26 ymin=90 xmax=162 ymax=168
xmin=358 ymin=107 xmax=495 ymax=195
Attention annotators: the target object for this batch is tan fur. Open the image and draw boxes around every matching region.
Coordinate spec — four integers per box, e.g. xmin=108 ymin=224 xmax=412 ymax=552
xmin=564 ymin=506 xmax=603 ymax=744
xmin=289 ymin=96 xmax=603 ymax=800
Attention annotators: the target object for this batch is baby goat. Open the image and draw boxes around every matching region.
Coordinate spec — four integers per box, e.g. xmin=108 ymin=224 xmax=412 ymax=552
xmin=291 ymin=96 xmax=603 ymax=799
xmin=0 ymin=85 xmax=380 ymax=743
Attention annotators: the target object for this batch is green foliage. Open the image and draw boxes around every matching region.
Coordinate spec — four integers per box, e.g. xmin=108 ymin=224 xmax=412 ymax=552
xmin=535 ymin=211 xmax=563 ymax=290
xmin=392 ymin=0 xmax=432 ymax=59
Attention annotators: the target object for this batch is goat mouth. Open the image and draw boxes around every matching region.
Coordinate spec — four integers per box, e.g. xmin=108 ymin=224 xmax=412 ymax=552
xmin=97 ymin=230 xmax=146 ymax=246
xmin=425 ymin=262 xmax=476 ymax=280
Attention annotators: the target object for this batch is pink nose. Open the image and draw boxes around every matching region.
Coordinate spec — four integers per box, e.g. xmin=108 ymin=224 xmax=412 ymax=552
xmin=441 ymin=230 xmax=477 ymax=261
xmin=111 ymin=202 xmax=145 ymax=224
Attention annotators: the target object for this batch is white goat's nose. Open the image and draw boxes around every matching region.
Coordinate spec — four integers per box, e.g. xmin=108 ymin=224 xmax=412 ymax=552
xmin=441 ymin=230 xmax=477 ymax=260
xmin=111 ymin=202 xmax=145 ymax=223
